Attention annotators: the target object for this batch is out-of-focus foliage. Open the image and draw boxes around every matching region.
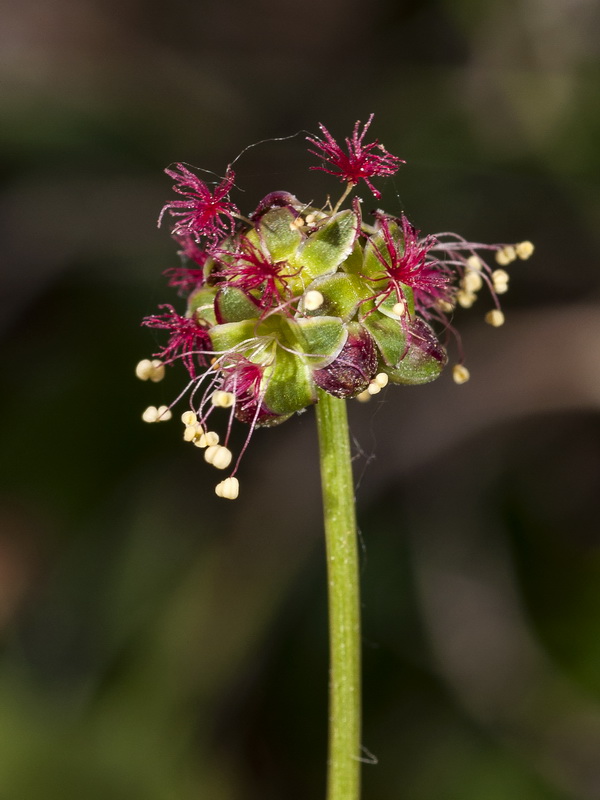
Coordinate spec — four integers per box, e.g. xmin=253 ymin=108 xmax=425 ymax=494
xmin=1 ymin=0 xmax=599 ymax=798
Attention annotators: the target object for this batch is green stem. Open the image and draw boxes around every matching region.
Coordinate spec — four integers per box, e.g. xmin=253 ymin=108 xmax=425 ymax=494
xmin=315 ymin=388 xmax=361 ymax=800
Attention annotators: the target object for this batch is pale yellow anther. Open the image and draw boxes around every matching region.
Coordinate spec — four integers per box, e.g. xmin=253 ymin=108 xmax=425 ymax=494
xmin=452 ymin=364 xmax=471 ymax=385
xmin=213 ymin=446 xmax=233 ymax=470
xmin=183 ymin=424 xmax=201 ymax=442
xmin=516 ymin=240 xmax=534 ymax=260
xmin=211 ymin=390 xmax=235 ymax=408
xmin=367 ymin=382 xmax=381 ymax=395
xmin=492 ymin=269 xmax=510 ymax=295
xmin=204 ymin=445 xmax=218 ymax=463
xmin=437 ymin=299 xmax=455 ymax=313
xmin=193 ymin=430 xmax=219 ymax=448
xmin=205 ymin=445 xmax=233 ymax=470
xmin=356 ymin=390 xmax=371 ymax=403
xmin=136 ymin=359 xmax=165 ymax=382
xmin=457 ymin=290 xmax=477 ymax=308
xmin=466 ymin=255 xmax=482 ymax=271
xmin=291 ymin=217 xmax=305 ymax=230
xmin=136 ymin=359 xmax=151 ymax=380
xmin=495 ymin=246 xmax=517 ymax=266
xmin=374 ymin=372 xmax=389 ymax=388
xmin=485 ymin=309 xmax=505 ymax=327
xmin=142 ymin=405 xmax=159 ymax=423
xmin=492 ymin=269 xmax=509 ymax=284
xmin=215 ymin=476 xmax=240 ymax=500
xmin=149 ymin=360 xmax=165 ymax=382
xmin=462 ymin=271 xmax=483 ymax=293
xmin=304 ymin=290 xmax=324 ymax=311
xmin=142 ymin=405 xmax=171 ymax=422
xmin=392 ymin=301 xmax=406 ymax=317
xmin=156 ymin=405 xmax=172 ymax=421
xmin=181 ymin=410 xmax=197 ymax=426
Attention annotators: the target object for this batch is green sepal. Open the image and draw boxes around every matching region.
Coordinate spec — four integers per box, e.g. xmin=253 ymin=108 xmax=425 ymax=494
xmin=362 ymin=230 xmax=390 ymax=281
xmin=263 ymin=348 xmax=316 ymax=416
xmin=360 ymin=306 xmax=407 ymax=367
xmin=386 ymin=319 xmax=447 ymax=385
xmin=301 ymin=273 xmax=369 ymax=322
xmin=291 ymin=210 xmax=358 ymax=285
xmin=208 ymin=235 xmax=236 ymax=268
xmin=187 ymin=286 xmax=217 ymax=327
xmin=215 ymin=286 xmax=260 ymax=323
xmin=339 ymin=240 xmax=364 ymax=275
xmin=295 ymin=317 xmax=348 ymax=368
xmin=209 ymin=319 xmax=258 ymax=355
xmin=255 ymin=207 xmax=303 ymax=262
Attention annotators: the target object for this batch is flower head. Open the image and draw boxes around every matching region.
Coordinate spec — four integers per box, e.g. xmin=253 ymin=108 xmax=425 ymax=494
xmin=307 ymin=114 xmax=404 ymax=198
xmin=158 ymin=164 xmax=238 ymax=244
xmin=139 ymin=123 xmax=531 ymax=497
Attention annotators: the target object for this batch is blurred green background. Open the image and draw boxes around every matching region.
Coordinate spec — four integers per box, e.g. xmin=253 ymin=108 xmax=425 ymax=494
xmin=1 ymin=0 xmax=600 ymax=797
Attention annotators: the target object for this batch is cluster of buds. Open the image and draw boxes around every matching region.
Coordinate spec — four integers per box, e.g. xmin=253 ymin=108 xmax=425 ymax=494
xmin=137 ymin=115 xmax=533 ymax=498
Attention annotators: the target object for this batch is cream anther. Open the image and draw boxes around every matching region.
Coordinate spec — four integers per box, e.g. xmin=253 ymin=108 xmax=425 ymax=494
xmin=466 ymin=255 xmax=482 ymax=271
xmin=495 ymin=246 xmax=517 ymax=266
xmin=215 ymin=477 xmax=240 ymax=500
xmin=492 ymin=269 xmax=510 ymax=295
xmin=462 ymin=271 xmax=483 ymax=293
xmin=367 ymin=382 xmax=381 ymax=395
xmin=392 ymin=301 xmax=406 ymax=316
xmin=374 ymin=372 xmax=389 ymax=388
xmin=452 ymin=364 xmax=471 ymax=385
xmin=135 ymin=359 xmax=165 ymax=382
xmin=356 ymin=390 xmax=371 ymax=403
xmin=304 ymin=290 xmax=325 ymax=311
xmin=205 ymin=445 xmax=233 ymax=470
xmin=437 ymin=299 xmax=455 ymax=313
xmin=492 ymin=269 xmax=509 ymax=283
xmin=211 ymin=390 xmax=235 ymax=408
xmin=184 ymin=423 xmax=204 ymax=442
xmin=142 ymin=405 xmax=159 ymax=423
xmin=181 ymin=410 xmax=197 ymax=426
xmin=193 ymin=430 xmax=219 ymax=449
xmin=516 ymin=240 xmax=535 ymax=260
xmin=457 ymin=290 xmax=476 ymax=308
xmin=485 ymin=309 xmax=505 ymax=327
xmin=142 ymin=405 xmax=172 ymax=422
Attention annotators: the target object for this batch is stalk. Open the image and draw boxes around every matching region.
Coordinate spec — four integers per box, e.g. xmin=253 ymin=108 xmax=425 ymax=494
xmin=315 ymin=388 xmax=361 ymax=800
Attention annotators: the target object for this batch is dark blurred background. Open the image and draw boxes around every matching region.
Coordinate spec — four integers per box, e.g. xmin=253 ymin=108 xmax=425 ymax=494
xmin=1 ymin=0 xmax=600 ymax=797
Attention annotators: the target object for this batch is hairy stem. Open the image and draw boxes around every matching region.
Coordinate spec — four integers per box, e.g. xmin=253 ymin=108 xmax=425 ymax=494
xmin=315 ymin=389 xmax=361 ymax=800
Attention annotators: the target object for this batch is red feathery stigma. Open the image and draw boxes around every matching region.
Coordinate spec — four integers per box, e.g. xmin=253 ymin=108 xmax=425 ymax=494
xmin=306 ymin=114 xmax=404 ymax=199
xmin=220 ymin=356 xmax=280 ymax=425
xmin=142 ymin=305 xmax=212 ymax=378
xmin=159 ymin=164 xmax=238 ymax=244
xmin=373 ymin=214 xmax=452 ymax=313
xmin=163 ymin=235 xmax=209 ymax=294
xmin=215 ymin=237 xmax=299 ymax=310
